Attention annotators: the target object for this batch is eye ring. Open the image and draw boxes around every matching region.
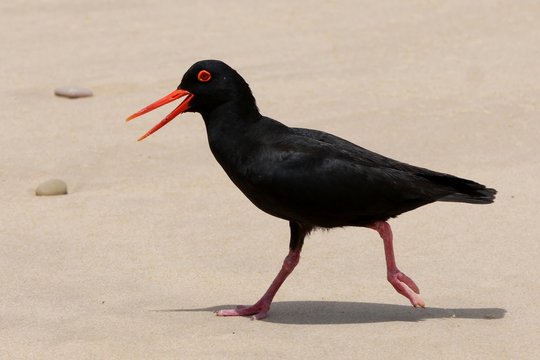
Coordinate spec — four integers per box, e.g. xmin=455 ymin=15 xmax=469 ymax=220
xmin=197 ymin=70 xmax=212 ymax=82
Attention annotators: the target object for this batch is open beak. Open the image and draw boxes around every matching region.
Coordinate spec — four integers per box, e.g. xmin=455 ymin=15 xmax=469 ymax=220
xmin=126 ymin=89 xmax=194 ymax=141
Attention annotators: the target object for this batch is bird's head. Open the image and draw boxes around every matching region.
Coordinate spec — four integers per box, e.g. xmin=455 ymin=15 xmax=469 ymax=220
xmin=127 ymin=60 xmax=257 ymax=141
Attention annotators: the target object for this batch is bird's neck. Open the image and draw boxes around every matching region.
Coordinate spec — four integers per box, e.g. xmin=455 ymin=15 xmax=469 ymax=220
xmin=201 ymin=99 xmax=261 ymax=139
xmin=200 ymin=100 xmax=262 ymax=174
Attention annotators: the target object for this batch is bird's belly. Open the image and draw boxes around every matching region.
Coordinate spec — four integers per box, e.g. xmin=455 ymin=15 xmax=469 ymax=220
xmin=230 ymin=177 xmax=389 ymax=227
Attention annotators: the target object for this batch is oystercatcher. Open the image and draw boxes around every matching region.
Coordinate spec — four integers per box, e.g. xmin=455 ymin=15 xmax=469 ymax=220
xmin=127 ymin=60 xmax=496 ymax=320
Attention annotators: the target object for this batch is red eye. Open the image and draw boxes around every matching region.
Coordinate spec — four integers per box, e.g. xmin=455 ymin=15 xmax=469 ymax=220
xmin=197 ymin=70 xmax=212 ymax=82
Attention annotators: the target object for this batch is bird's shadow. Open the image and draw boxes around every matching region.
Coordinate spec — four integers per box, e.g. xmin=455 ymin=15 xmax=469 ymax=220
xmin=154 ymin=301 xmax=506 ymax=325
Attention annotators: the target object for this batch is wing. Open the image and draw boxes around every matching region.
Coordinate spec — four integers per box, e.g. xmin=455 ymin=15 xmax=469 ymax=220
xmin=227 ymin=119 xmax=493 ymax=227
xmin=240 ymin=125 xmax=453 ymax=226
xmin=289 ymin=127 xmax=495 ymax=203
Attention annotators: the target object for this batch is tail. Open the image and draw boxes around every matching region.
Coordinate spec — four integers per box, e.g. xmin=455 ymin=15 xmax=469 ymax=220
xmin=439 ymin=186 xmax=497 ymax=204
xmin=421 ymin=173 xmax=497 ymax=204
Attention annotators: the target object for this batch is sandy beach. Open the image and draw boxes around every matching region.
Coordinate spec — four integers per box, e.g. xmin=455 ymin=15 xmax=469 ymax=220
xmin=1 ymin=1 xmax=539 ymax=358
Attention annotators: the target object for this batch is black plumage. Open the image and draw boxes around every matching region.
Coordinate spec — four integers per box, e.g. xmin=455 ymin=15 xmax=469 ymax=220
xmin=127 ymin=60 xmax=496 ymax=319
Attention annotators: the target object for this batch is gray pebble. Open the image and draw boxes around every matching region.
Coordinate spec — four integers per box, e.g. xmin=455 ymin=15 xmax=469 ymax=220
xmin=36 ymin=179 xmax=68 ymax=196
xmin=54 ymin=86 xmax=93 ymax=99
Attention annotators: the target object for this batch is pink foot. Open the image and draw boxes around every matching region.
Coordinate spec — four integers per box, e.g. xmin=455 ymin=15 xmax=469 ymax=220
xmin=216 ymin=302 xmax=270 ymax=320
xmin=388 ymin=270 xmax=425 ymax=308
xmin=369 ymin=221 xmax=426 ymax=308
xmin=215 ymin=247 xmax=302 ymax=320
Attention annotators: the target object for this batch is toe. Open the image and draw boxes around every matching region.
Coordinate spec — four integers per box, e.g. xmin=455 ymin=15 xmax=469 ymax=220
xmin=397 ymin=272 xmax=420 ymax=294
xmin=216 ymin=303 xmax=270 ymax=318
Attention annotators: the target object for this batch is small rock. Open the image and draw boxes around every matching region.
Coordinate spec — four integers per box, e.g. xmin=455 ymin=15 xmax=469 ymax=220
xmin=54 ymin=86 xmax=93 ymax=99
xmin=36 ymin=179 xmax=68 ymax=196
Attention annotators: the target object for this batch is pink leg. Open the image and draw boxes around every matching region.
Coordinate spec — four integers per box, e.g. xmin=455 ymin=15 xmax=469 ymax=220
xmin=215 ymin=249 xmax=301 ymax=320
xmin=369 ymin=221 xmax=425 ymax=308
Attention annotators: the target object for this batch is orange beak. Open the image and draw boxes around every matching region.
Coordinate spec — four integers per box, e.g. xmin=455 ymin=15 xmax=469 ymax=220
xmin=126 ymin=89 xmax=194 ymax=141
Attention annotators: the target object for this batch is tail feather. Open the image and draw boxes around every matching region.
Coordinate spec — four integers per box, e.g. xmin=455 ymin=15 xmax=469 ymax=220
xmin=439 ymin=187 xmax=497 ymax=204
xmin=420 ymin=173 xmax=497 ymax=204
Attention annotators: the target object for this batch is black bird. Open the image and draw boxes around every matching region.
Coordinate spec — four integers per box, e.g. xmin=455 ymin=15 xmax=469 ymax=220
xmin=127 ymin=60 xmax=496 ymax=320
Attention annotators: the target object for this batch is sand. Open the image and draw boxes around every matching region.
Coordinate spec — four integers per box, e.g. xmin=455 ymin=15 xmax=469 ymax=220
xmin=1 ymin=1 xmax=539 ymax=359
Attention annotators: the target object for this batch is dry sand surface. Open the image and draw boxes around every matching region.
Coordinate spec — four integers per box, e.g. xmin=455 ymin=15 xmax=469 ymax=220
xmin=1 ymin=1 xmax=539 ymax=359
